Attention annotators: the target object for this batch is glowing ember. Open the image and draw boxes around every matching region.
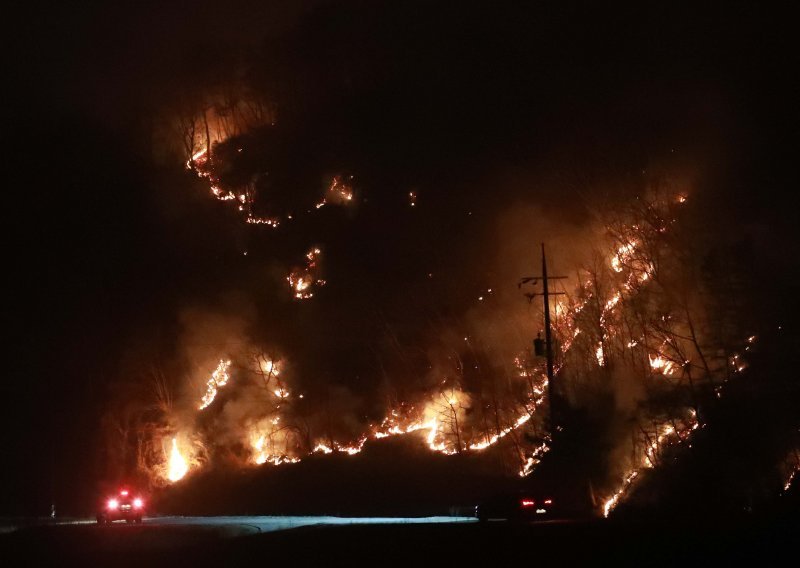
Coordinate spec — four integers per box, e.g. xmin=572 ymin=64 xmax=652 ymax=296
xmin=649 ymin=354 xmax=675 ymax=375
xmin=602 ymin=412 xmax=699 ymax=516
xmin=611 ymin=242 xmax=636 ymax=273
xmin=327 ymin=175 xmax=354 ymax=203
xmin=469 ymin=413 xmax=533 ymax=450
xmin=167 ymin=437 xmax=189 ymax=482
xmin=595 ymin=343 xmax=605 ymax=366
xmin=245 ymin=215 xmax=280 ymax=227
xmin=252 ymin=435 xmax=301 ymax=466
xmin=260 ymin=358 xmax=280 ymax=377
xmin=198 ymin=360 xmax=232 ymax=410
xmin=518 ymin=441 xmax=551 ymax=477
xmin=603 ymin=470 xmax=638 ymax=517
xmin=287 ymin=247 xmax=324 ymax=299
xmin=785 ymin=466 xmax=798 ymax=492
xmin=315 ymin=176 xmax=354 ymax=209
xmin=337 ymin=436 xmax=368 ymax=456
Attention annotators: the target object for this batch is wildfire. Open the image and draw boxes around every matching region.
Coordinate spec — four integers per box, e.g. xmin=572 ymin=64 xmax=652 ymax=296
xmin=785 ymin=465 xmax=799 ymax=492
xmin=519 ymin=441 xmax=551 ymax=477
xmin=309 ymin=438 xmax=368 ymax=456
xmin=252 ymin=434 xmax=301 ymax=466
xmin=149 ymin=177 xmax=723 ymax=496
xmin=611 ymin=242 xmax=637 ymax=273
xmin=337 ymin=437 xmax=369 ymax=456
xmin=287 ymin=247 xmax=324 ymax=299
xmin=288 ymin=274 xmax=312 ymax=298
xmin=198 ymin=359 xmax=233 ymax=410
xmin=260 ymin=358 xmax=281 ymax=377
xmin=315 ymin=175 xmax=354 ymax=209
xmin=595 ymin=343 xmax=605 ymax=367
xmin=167 ymin=437 xmax=189 ymax=482
xmin=608 ymin=238 xmax=653 ymax=287
xmin=328 ymin=175 xmax=354 ymax=203
xmin=313 ymin=443 xmax=334 ymax=454
xmin=469 ymin=413 xmax=533 ymax=450
xmin=603 ymin=470 xmax=638 ymax=517
xmin=649 ymin=354 xmax=676 ymax=375
xmin=245 ymin=215 xmax=280 ymax=227
xmin=602 ymin=411 xmax=699 ymax=516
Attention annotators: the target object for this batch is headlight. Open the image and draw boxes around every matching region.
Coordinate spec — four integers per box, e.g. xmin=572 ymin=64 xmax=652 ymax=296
xmin=133 ymin=498 xmax=143 ymax=508
xmin=107 ymin=499 xmax=119 ymax=510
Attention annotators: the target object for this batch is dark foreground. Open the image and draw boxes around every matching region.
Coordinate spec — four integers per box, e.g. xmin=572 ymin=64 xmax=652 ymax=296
xmin=1 ymin=513 xmax=797 ymax=567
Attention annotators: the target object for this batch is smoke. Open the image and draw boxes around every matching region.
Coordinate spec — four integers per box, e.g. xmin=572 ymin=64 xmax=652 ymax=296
xmin=87 ymin=3 xmax=776 ymax=501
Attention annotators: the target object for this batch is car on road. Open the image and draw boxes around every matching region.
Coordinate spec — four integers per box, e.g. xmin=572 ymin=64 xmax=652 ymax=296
xmin=476 ymin=491 xmax=558 ymax=522
xmin=97 ymin=488 xmax=145 ymax=524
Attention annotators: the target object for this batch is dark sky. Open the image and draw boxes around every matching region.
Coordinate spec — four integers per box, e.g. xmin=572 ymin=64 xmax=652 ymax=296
xmin=4 ymin=2 xmax=797 ymax=514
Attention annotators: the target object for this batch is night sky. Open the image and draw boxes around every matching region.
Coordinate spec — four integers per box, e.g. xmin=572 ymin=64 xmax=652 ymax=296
xmin=5 ymin=2 xmax=797 ymax=514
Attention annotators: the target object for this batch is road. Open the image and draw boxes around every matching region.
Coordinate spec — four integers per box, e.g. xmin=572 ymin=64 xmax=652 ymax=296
xmin=44 ymin=513 xmax=477 ymax=535
xmin=1 ymin=513 xmax=795 ymax=567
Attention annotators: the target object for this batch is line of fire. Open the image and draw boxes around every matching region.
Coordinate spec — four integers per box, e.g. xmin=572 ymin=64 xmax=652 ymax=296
xmin=79 ymin=100 xmax=797 ymax=522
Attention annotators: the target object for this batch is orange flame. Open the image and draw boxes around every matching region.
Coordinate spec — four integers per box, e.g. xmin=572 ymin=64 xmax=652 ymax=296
xmin=198 ymin=359 xmax=232 ymax=410
xmin=167 ymin=437 xmax=189 ymax=482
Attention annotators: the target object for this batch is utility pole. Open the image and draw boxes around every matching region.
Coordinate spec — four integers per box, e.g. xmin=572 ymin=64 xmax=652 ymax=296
xmin=520 ymin=243 xmax=566 ymax=430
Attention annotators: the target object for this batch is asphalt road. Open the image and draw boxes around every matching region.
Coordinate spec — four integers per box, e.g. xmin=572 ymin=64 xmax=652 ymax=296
xmin=1 ymin=513 xmax=796 ymax=567
xmin=51 ymin=513 xmax=477 ymax=534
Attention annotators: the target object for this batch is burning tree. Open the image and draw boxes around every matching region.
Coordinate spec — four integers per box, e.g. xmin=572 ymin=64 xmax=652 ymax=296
xmin=537 ymin=187 xmax=759 ymax=515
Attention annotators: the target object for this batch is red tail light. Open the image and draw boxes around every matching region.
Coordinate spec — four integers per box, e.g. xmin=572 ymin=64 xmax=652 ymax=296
xmin=120 ymin=490 xmax=129 ymax=496
xmin=521 ymin=499 xmax=535 ymax=507
xmin=107 ymin=499 xmax=119 ymax=510
xmin=544 ymin=499 xmax=553 ymax=504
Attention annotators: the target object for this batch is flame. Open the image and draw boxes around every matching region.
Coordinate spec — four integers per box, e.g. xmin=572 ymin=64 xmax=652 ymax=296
xmin=609 ymin=239 xmax=653 ymax=286
xmin=167 ymin=437 xmax=189 ymax=482
xmin=198 ymin=360 xmax=232 ymax=410
xmin=153 ymin=183 xmax=718 ymax=489
xmin=260 ymin=358 xmax=280 ymax=377
xmin=603 ymin=470 xmax=639 ymax=517
xmin=314 ymin=176 xmax=354 ymax=210
xmin=611 ymin=242 xmax=637 ymax=273
xmin=309 ymin=438 xmax=367 ymax=456
xmin=649 ymin=354 xmax=675 ymax=375
xmin=785 ymin=465 xmax=799 ymax=492
xmin=252 ymin=434 xmax=301 ymax=466
xmin=327 ymin=175 xmax=354 ymax=203
xmin=519 ymin=441 xmax=551 ymax=477
xmin=595 ymin=343 xmax=605 ymax=367
xmin=287 ymin=247 xmax=324 ymax=299
xmin=245 ymin=215 xmax=280 ymax=227
xmin=469 ymin=413 xmax=533 ymax=450
xmin=602 ymin=412 xmax=699 ymax=516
